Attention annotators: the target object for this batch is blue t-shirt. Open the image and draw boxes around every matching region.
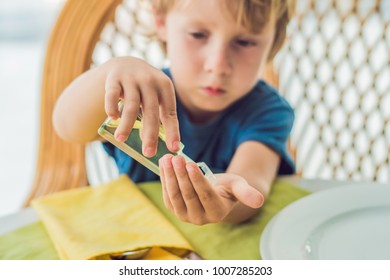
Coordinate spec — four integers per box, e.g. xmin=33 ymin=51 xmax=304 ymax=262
xmin=103 ymin=69 xmax=295 ymax=182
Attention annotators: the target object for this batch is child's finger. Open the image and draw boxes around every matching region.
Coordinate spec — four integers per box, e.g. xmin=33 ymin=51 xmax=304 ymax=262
xmin=230 ymin=181 xmax=264 ymax=209
xmin=114 ymin=80 xmax=140 ymax=142
xmin=217 ymin=174 xmax=264 ymax=209
xmin=185 ymin=162 xmax=226 ymax=221
xmin=159 ymin=158 xmax=174 ymax=212
xmin=139 ymin=84 xmax=161 ymax=157
xmin=162 ymin=154 xmax=187 ymax=218
xmin=171 ymin=156 xmax=204 ymax=217
xmin=104 ymin=74 xmax=122 ymax=119
xmin=158 ymin=77 xmax=181 ymax=152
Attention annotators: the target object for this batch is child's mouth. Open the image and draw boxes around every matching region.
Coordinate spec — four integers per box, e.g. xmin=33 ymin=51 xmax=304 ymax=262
xmin=201 ymin=86 xmax=226 ymax=96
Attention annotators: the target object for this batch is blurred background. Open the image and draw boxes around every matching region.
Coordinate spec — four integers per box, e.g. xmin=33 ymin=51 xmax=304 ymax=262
xmin=0 ymin=0 xmax=65 ymax=216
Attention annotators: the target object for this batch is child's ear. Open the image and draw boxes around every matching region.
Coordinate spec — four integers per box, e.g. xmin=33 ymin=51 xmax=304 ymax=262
xmin=153 ymin=9 xmax=167 ymax=41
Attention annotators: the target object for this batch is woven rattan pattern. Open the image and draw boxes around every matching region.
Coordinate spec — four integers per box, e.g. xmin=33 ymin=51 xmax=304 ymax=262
xmin=93 ymin=0 xmax=165 ymax=68
xmin=276 ymin=0 xmax=389 ymax=182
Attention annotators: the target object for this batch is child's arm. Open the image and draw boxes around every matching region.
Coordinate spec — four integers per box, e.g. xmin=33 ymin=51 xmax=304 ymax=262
xmin=221 ymin=141 xmax=280 ymax=223
xmin=159 ymin=141 xmax=280 ymax=224
xmin=53 ymin=57 xmax=180 ymax=155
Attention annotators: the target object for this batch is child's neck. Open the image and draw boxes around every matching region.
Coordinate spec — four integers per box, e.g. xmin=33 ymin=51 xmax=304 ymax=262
xmin=177 ymin=96 xmax=220 ymax=124
xmin=187 ymin=109 xmax=220 ymax=124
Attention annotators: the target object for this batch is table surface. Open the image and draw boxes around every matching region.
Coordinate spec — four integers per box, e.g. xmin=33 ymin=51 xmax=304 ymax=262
xmin=0 ymin=177 xmax=387 ymax=236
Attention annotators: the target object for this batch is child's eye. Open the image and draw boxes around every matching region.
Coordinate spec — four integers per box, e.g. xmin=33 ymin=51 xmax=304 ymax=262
xmin=189 ymin=32 xmax=207 ymax=39
xmin=236 ymin=39 xmax=257 ymax=47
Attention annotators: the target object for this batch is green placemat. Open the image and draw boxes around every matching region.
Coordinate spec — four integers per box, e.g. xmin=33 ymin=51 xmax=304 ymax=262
xmin=0 ymin=222 xmax=59 ymax=260
xmin=139 ymin=179 xmax=309 ymax=259
xmin=0 ymin=179 xmax=308 ymax=260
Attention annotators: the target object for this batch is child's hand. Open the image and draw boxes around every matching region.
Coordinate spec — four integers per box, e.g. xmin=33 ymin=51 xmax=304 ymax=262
xmin=159 ymin=154 xmax=264 ymax=225
xmin=104 ymin=57 xmax=180 ymax=156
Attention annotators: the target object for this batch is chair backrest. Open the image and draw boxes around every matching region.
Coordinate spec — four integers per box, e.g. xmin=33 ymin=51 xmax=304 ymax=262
xmin=275 ymin=0 xmax=389 ymax=182
xmin=25 ymin=0 xmax=122 ymax=204
xmin=25 ymin=0 xmax=389 ymax=205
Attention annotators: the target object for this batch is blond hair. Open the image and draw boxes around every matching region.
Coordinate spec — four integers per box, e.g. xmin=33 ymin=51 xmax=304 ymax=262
xmin=152 ymin=0 xmax=296 ymax=61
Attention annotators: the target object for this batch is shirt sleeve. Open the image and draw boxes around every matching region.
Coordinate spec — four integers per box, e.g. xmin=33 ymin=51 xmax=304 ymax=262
xmin=236 ymin=87 xmax=296 ymax=175
xmin=102 ymin=141 xmax=115 ymax=158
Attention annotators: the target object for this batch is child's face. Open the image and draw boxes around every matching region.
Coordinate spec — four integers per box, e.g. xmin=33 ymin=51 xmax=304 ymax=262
xmin=156 ymin=0 xmax=275 ymax=122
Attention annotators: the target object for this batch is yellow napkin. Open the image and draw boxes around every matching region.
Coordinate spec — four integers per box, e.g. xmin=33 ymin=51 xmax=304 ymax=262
xmin=31 ymin=175 xmax=192 ymax=260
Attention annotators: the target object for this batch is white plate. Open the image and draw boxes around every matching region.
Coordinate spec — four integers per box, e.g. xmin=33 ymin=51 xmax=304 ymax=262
xmin=260 ymin=185 xmax=390 ymax=259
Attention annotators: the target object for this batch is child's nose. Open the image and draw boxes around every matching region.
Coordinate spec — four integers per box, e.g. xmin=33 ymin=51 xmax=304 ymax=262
xmin=204 ymin=43 xmax=232 ymax=76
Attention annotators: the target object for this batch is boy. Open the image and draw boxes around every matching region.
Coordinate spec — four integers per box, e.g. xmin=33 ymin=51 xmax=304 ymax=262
xmin=53 ymin=0 xmax=296 ymax=224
